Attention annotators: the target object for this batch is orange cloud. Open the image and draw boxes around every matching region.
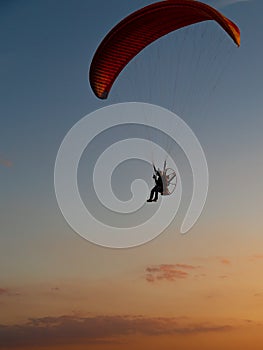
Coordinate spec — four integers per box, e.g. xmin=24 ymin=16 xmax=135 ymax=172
xmin=220 ymin=258 xmax=231 ymax=265
xmin=145 ymin=264 xmax=200 ymax=283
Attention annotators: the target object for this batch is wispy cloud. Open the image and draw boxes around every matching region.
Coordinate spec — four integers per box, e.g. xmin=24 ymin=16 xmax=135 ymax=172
xmin=252 ymin=254 xmax=263 ymax=260
xmin=145 ymin=264 xmax=200 ymax=283
xmin=0 ymin=315 xmax=235 ymax=348
xmin=209 ymin=0 xmax=252 ymax=8
xmin=194 ymin=256 xmax=232 ymax=265
xmin=0 ymin=154 xmax=12 ymax=168
xmin=249 ymin=254 xmax=263 ymax=263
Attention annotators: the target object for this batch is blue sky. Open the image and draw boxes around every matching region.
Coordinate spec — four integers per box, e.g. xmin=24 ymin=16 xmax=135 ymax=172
xmin=1 ymin=0 xmax=262 ymax=251
xmin=1 ymin=0 xmax=262 ymax=228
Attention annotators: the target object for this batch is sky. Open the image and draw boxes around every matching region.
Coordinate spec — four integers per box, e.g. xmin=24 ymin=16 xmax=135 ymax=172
xmin=0 ymin=0 xmax=263 ymax=349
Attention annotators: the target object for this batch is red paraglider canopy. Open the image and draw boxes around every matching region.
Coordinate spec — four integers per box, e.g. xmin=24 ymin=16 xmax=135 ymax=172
xmin=89 ymin=0 xmax=240 ymax=99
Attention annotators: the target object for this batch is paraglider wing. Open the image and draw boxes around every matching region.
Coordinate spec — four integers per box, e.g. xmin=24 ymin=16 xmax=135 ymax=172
xmin=89 ymin=0 xmax=240 ymax=99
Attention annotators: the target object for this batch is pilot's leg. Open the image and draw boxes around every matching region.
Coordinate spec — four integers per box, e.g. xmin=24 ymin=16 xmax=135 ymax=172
xmin=153 ymin=189 xmax=159 ymax=202
xmin=147 ymin=186 xmax=157 ymax=202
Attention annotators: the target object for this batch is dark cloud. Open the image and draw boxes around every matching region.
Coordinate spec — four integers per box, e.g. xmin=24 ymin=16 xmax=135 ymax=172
xmin=0 ymin=315 xmax=235 ymax=348
xmin=0 ymin=288 xmax=20 ymax=297
xmin=145 ymin=264 xmax=200 ymax=282
xmin=0 ymin=288 xmax=9 ymax=295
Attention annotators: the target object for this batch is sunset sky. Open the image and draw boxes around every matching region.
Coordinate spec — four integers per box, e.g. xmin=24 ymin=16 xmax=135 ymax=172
xmin=1 ymin=0 xmax=263 ymax=349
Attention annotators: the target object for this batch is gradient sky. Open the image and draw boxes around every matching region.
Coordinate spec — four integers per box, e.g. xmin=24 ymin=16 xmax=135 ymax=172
xmin=1 ymin=0 xmax=263 ymax=349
